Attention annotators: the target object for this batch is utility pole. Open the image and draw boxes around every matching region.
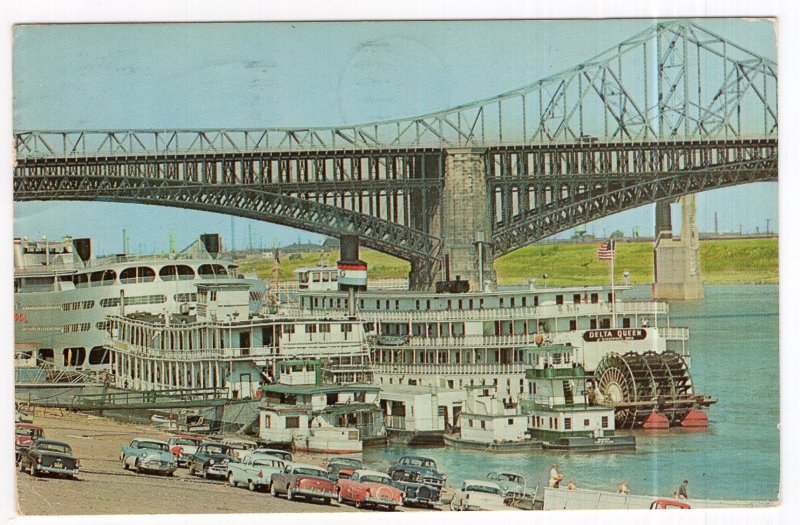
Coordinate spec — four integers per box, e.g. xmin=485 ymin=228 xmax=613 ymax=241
xmin=714 ymin=212 xmax=719 ymax=235
xmin=766 ymin=219 xmax=770 ymax=235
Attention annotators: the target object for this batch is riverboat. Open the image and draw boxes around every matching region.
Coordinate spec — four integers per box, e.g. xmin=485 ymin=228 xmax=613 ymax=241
xmin=14 ymin=234 xmax=265 ymax=378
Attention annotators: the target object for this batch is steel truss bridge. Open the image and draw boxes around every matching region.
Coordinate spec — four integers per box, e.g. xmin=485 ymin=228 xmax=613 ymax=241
xmin=14 ymin=21 xmax=777 ymax=289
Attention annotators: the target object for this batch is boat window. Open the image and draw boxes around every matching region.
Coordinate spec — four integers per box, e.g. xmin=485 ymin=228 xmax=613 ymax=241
xmin=90 ymin=269 xmax=117 ymax=286
xmin=62 ymin=347 xmax=86 ymax=367
xmin=88 ymin=346 xmax=110 ymax=365
xmin=159 ymin=265 xmax=195 ymax=281
xmin=120 ymin=266 xmax=156 ymax=284
xmin=198 ymin=264 xmax=227 ymax=279
xmin=37 ymin=348 xmax=54 ymax=362
xmin=74 ymin=273 xmax=89 ymax=288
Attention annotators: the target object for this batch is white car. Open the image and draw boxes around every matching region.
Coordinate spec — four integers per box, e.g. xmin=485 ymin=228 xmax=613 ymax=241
xmin=449 ymin=480 xmax=512 ymax=511
xmin=486 ymin=471 xmax=532 ymax=498
xmin=227 ymin=455 xmax=285 ymax=491
xmin=222 ymin=438 xmax=258 ymax=460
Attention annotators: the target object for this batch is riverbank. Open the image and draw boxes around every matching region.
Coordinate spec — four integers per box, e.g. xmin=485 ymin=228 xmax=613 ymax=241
xmin=15 ymin=410 xmax=437 ymax=516
xmin=239 ymin=238 xmax=778 ymax=286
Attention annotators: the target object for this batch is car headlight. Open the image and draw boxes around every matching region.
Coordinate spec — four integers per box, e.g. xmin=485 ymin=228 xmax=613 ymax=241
xmin=142 ymin=452 xmax=149 ymax=457
xmin=208 ymin=459 xmax=215 ymax=465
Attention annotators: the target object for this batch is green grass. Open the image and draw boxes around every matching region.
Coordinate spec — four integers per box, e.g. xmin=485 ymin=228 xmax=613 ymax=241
xmin=239 ymin=238 xmax=778 ymax=286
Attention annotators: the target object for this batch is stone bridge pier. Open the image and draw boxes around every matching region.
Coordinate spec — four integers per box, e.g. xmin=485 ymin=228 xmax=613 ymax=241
xmin=652 ymin=195 xmax=704 ymax=300
xmin=439 ymin=148 xmax=497 ymax=291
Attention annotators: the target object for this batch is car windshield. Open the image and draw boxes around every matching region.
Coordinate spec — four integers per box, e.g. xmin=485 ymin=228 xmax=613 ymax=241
xmin=139 ymin=441 xmax=168 ymax=451
xmin=174 ymin=438 xmax=200 ymax=446
xmin=499 ymin=474 xmax=522 ymax=483
xmin=407 ymin=458 xmax=435 ymax=468
xmin=36 ymin=442 xmax=71 ymax=454
xmin=466 ymin=484 xmax=501 ymax=495
xmin=254 ymin=459 xmax=283 ymax=468
xmin=361 ymin=475 xmax=392 ymax=485
xmin=255 ymin=450 xmax=291 ymax=461
xmin=16 ymin=427 xmax=42 ymax=437
xmin=294 ymin=468 xmax=326 ymax=478
xmin=204 ymin=445 xmax=230 ymax=455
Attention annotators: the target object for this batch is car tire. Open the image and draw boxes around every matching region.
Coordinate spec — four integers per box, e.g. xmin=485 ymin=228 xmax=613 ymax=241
xmin=323 ymin=498 xmax=331 ymax=505
xmin=287 ymin=486 xmax=294 ymax=501
xmin=248 ymin=480 xmax=256 ymax=492
xmin=270 ymin=483 xmax=278 ymax=497
xmin=355 ymin=500 xmax=363 ymax=509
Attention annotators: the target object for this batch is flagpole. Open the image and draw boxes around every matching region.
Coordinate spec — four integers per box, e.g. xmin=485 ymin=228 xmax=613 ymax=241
xmin=610 ymin=239 xmax=616 ymax=328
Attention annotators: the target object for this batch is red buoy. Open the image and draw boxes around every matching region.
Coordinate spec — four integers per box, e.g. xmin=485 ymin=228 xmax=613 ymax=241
xmin=643 ymin=412 xmax=670 ymax=429
xmin=680 ymin=410 xmax=708 ymax=428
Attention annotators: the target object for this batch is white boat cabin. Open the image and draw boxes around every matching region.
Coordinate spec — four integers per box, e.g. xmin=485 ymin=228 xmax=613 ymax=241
xmin=459 ymin=386 xmax=529 ymax=444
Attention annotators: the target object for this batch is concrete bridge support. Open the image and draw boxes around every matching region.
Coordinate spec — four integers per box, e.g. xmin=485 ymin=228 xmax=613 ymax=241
xmin=652 ymin=195 xmax=704 ymax=300
xmin=440 ymin=148 xmax=497 ymax=291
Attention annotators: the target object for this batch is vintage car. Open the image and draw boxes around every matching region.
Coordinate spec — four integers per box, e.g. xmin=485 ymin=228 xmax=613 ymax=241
xmin=486 ymin=471 xmax=532 ymax=498
xmin=336 ymin=469 xmax=404 ymax=510
xmin=269 ymin=463 xmax=337 ymax=504
xmin=188 ymin=442 xmax=234 ymax=479
xmin=222 ymin=437 xmax=258 ymax=460
xmin=387 ymin=455 xmax=446 ymax=488
xmin=120 ymin=438 xmax=177 ymax=475
xmin=227 ymin=455 xmax=285 ymax=491
xmin=391 ymin=470 xmax=441 ymax=508
xmin=324 ymin=457 xmax=362 ymax=480
xmin=166 ymin=434 xmax=203 ymax=467
xmin=18 ymin=439 xmax=80 ymax=479
xmin=251 ymin=448 xmax=294 ymax=464
xmin=449 ymin=480 xmax=513 ymax=511
xmin=15 ymin=424 xmax=44 ymax=464
xmin=650 ymin=499 xmax=692 ymax=509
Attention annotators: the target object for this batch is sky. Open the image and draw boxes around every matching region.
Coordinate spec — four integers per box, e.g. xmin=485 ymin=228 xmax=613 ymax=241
xmin=12 ymin=18 xmax=778 ymax=256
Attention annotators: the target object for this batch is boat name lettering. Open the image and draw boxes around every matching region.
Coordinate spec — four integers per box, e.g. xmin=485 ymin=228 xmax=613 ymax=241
xmin=582 ymin=329 xmax=646 ymax=342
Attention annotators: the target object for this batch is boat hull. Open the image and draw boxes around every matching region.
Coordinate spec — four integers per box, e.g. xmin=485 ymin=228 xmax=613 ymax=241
xmin=443 ymin=434 xmax=543 ymax=452
xmin=542 ymin=435 xmax=636 ymax=452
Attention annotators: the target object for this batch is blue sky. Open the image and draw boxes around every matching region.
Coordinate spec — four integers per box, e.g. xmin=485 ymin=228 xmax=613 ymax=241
xmin=12 ymin=19 xmax=778 ymax=256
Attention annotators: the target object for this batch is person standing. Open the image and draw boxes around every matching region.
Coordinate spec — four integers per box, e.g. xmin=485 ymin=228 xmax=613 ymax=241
xmin=675 ymin=479 xmax=689 ymax=499
xmin=549 ymin=464 xmax=563 ymax=488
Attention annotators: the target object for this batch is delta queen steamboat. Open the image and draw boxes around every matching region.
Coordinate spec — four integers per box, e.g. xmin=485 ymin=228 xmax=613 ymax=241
xmin=14 ymin=234 xmax=265 ymax=377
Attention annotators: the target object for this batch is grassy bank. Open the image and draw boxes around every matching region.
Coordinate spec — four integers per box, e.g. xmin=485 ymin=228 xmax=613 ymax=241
xmin=239 ymin=238 xmax=778 ymax=286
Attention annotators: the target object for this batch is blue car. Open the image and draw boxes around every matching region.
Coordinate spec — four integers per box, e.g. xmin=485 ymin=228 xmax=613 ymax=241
xmin=121 ymin=438 xmax=178 ymax=476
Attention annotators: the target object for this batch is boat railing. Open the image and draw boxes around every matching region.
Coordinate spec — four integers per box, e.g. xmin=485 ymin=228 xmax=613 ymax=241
xmin=659 ymin=326 xmax=690 ymax=341
xmin=372 ymin=362 xmax=528 ymax=376
xmin=373 ymin=334 xmax=537 ymax=348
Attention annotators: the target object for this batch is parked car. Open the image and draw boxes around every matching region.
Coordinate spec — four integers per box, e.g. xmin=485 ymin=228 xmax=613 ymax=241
xmin=449 ymin=480 xmax=512 ymax=511
xmin=18 ymin=439 xmax=80 ymax=479
xmin=222 ymin=437 xmax=258 ymax=460
xmin=227 ymin=455 xmax=285 ymax=492
xmin=270 ymin=463 xmax=337 ymax=504
xmin=650 ymin=499 xmax=691 ymax=509
xmin=324 ymin=457 xmax=362 ymax=480
xmin=188 ymin=442 xmax=234 ymax=479
xmin=166 ymin=434 xmax=203 ymax=467
xmin=251 ymin=448 xmax=293 ymax=464
xmin=15 ymin=424 xmax=44 ymax=464
xmin=120 ymin=438 xmax=177 ymax=476
xmin=387 ymin=455 xmax=446 ymax=488
xmin=486 ymin=471 xmax=531 ymax=498
xmin=336 ymin=469 xmax=404 ymax=510
xmin=391 ymin=470 xmax=441 ymax=508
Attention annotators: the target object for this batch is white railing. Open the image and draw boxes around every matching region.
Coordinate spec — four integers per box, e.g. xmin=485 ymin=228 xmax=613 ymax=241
xmin=376 ymin=334 xmax=537 ymax=348
xmin=372 ymin=363 xmax=527 ymax=376
xmin=385 ymin=415 xmax=406 ymax=430
xmin=659 ymin=326 xmax=690 ymax=340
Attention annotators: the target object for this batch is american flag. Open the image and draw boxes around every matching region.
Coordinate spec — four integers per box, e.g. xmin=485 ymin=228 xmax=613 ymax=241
xmin=597 ymin=239 xmax=615 ymax=261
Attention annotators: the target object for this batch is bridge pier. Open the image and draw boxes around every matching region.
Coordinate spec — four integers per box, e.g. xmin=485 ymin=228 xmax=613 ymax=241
xmin=652 ymin=195 xmax=704 ymax=300
xmin=440 ymin=148 xmax=496 ymax=291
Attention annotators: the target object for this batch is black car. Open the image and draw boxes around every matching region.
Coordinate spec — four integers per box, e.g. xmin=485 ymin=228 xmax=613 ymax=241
xmin=18 ymin=439 xmax=80 ymax=479
xmin=325 ymin=457 xmax=362 ymax=480
xmin=188 ymin=442 xmax=234 ymax=479
xmin=387 ymin=455 xmax=446 ymax=488
xmin=391 ymin=469 xmax=441 ymax=508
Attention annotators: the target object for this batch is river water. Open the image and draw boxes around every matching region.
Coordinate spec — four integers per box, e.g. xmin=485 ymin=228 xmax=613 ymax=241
xmin=363 ymin=285 xmax=780 ymax=502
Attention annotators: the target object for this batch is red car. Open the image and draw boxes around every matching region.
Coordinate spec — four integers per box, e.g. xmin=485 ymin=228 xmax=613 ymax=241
xmin=650 ymin=499 xmax=691 ymax=509
xmin=336 ymin=469 xmax=404 ymax=510
xmin=270 ymin=463 xmax=337 ymax=505
xmin=15 ymin=424 xmax=44 ymax=463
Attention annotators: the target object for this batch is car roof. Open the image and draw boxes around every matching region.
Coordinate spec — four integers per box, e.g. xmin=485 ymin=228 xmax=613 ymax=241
xmin=133 ymin=438 xmax=169 ymax=445
xmin=292 ymin=463 xmax=328 ymax=472
xmin=253 ymin=448 xmax=290 ymax=454
xmin=464 ymin=480 xmax=502 ymax=489
xmin=16 ymin=424 xmax=43 ymax=430
xmin=401 ymin=455 xmax=434 ymax=461
xmin=353 ymin=470 xmax=392 ymax=479
xmin=35 ymin=439 xmax=70 ymax=447
xmin=251 ymin=457 xmax=284 ymax=465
